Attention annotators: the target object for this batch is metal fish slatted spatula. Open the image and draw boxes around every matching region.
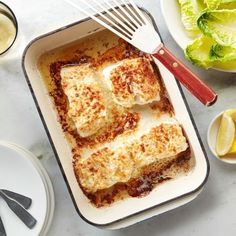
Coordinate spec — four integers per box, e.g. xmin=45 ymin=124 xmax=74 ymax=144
xmin=66 ymin=0 xmax=217 ymax=106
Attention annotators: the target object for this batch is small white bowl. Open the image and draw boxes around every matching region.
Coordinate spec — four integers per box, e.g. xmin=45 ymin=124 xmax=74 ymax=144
xmin=208 ymin=111 xmax=236 ymax=164
xmin=160 ymin=0 xmax=236 ymax=73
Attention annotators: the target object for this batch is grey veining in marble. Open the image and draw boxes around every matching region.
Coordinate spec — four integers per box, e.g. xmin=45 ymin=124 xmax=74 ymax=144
xmin=0 ymin=0 xmax=236 ymax=235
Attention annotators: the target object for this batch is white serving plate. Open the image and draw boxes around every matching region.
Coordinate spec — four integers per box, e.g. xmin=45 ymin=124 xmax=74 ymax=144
xmin=0 ymin=141 xmax=54 ymax=236
xmin=22 ymin=6 xmax=209 ymax=227
xmin=160 ymin=0 xmax=236 ymax=73
xmin=0 ymin=141 xmax=55 ymax=235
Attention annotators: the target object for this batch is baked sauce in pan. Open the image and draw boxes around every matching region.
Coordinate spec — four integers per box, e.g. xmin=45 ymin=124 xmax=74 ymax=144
xmin=38 ymin=30 xmax=192 ymax=207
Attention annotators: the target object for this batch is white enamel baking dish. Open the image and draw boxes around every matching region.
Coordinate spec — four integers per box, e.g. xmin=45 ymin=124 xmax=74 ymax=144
xmin=22 ymin=6 xmax=209 ymax=227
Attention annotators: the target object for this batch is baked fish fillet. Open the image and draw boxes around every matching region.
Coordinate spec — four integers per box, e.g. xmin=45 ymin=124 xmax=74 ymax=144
xmin=61 ymin=64 xmax=107 ymax=137
xmin=76 ymin=123 xmax=189 ymax=193
xmin=103 ymin=57 xmax=161 ymax=108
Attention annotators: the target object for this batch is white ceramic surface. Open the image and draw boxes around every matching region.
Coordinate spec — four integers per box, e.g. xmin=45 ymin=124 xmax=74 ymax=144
xmin=103 ymin=187 xmax=203 ymax=230
xmin=160 ymin=0 xmax=236 ymax=73
xmin=208 ymin=111 xmax=236 ymax=164
xmin=0 ymin=142 xmax=48 ymax=235
xmin=22 ymin=8 xmax=209 ymax=226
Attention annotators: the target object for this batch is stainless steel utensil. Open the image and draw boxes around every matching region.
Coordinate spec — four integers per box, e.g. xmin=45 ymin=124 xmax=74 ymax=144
xmin=0 ymin=190 xmax=32 ymax=209
xmin=0 ymin=191 xmax=36 ymax=229
xmin=0 ymin=216 xmax=6 ymax=236
xmin=65 ymin=0 xmax=217 ymax=106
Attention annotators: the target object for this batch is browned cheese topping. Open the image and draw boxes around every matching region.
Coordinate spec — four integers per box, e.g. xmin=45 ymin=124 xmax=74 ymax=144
xmin=108 ymin=57 xmax=161 ymax=107
xmin=60 ymin=64 xmax=107 ymax=137
xmin=75 ymin=124 xmax=188 ymax=193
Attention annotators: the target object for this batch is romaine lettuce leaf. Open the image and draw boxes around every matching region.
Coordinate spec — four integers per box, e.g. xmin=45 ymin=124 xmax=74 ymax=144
xmin=210 ymin=44 xmax=236 ymax=61
xmin=198 ymin=9 xmax=236 ymax=48
xmin=185 ymin=36 xmax=215 ymax=68
xmin=219 ymin=1 xmax=236 ymax=9
xmin=205 ymin=0 xmax=236 ymax=9
xmin=204 ymin=0 xmax=221 ymax=9
xmin=221 ymin=0 xmax=236 ymax=3
xmin=178 ymin=0 xmax=206 ymax=33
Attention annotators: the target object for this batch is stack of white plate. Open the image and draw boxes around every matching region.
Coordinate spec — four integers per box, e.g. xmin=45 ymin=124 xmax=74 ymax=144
xmin=0 ymin=141 xmax=54 ymax=236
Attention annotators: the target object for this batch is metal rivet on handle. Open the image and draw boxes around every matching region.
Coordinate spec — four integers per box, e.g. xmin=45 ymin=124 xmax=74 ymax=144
xmin=173 ymin=62 xmax=178 ymax=68
xmin=159 ymin=50 xmax=165 ymax=55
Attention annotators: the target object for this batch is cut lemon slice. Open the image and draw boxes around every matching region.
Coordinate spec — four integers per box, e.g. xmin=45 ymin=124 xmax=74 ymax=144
xmin=225 ymin=109 xmax=236 ymax=123
xmin=229 ymin=139 xmax=236 ymax=154
xmin=216 ymin=113 xmax=235 ymax=156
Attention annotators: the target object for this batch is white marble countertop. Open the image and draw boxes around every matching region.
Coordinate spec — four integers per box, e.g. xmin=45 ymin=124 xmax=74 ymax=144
xmin=0 ymin=0 xmax=236 ymax=235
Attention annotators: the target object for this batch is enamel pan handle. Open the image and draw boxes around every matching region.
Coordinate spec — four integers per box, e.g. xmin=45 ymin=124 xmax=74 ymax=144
xmin=153 ymin=45 xmax=217 ymax=106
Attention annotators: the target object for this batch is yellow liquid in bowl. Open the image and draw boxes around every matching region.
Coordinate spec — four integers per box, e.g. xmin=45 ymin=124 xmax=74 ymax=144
xmin=0 ymin=13 xmax=16 ymax=54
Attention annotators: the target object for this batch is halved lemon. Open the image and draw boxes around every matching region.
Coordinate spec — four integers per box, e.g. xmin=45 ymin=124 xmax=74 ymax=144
xmin=216 ymin=113 xmax=235 ymax=156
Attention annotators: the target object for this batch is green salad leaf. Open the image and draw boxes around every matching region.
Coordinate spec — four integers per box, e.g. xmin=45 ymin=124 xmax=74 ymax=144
xmin=219 ymin=1 xmax=236 ymax=9
xmin=185 ymin=36 xmax=216 ymax=68
xmin=198 ymin=9 xmax=236 ymax=48
xmin=204 ymin=0 xmax=221 ymax=9
xmin=205 ymin=0 xmax=236 ymax=9
xmin=177 ymin=0 xmax=236 ymax=69
xmin=178 ymin=0 xmax=206 ymax=33
xmin=221 ymin=0 xmax=236 ymax=3
xmin=186 ymin=37 xmax=236 ymax=68
xmin=210 ymin=44 xmax=236 ymax=61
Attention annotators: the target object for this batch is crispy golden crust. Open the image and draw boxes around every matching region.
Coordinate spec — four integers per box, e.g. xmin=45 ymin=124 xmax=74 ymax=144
xmin=60 ymin=64 xmax=107 ymax=137
xmin=75 ymin=148 xmax=191 ymax=207
xmin=129 ymin=124 xmax=189 ymax=177
xmin=75 ymin=124 xmax=188 ymax=193
xmin=77 ymin=148 xmax=133 ymax=193
xmin=40 ymin=36 xmax=190 ymax=208
xmin=47 ymin=41 xmax=173 ymax=150
xmin=108 ymin=58 xmax=161 ymax=107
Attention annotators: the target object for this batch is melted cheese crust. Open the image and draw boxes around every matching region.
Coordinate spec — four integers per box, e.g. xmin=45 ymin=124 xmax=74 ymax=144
xmin=76 ymin=124 xmax=188 ymax=193
xmin=103 ymin=57 xmax=161 ymax=108
xmin=60 ymin=64 xmax=107 ymax=137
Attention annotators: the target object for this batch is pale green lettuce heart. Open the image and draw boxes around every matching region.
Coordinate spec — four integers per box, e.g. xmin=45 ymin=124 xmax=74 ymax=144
xmin=198 ymin=9 xmax=236 ymax=48
xmin=177 ymin=0 xmax=206 ymax=33
xmin=210 ymin=44 xmax=236 ymax=61
xmin=185 ymin=35 xmax=215 ymax=68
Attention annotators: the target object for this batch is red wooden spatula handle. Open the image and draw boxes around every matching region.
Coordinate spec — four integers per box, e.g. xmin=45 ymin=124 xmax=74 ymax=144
xmin=153 ymin=45 xmax=217 ymax=106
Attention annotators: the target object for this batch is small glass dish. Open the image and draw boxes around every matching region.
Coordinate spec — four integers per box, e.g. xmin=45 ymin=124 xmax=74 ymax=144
xmin=0 ymin=1 xmax=18 ymax=55
xmin=208 ymin=111 xmax=236 ymax=164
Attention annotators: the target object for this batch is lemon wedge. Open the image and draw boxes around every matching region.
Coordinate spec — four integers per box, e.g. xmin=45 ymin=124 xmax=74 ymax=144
xmin=228 ymin=139 xmax=236 ymax=154
xmin=216 ymin=113 xmax=235 ymax=156
xmin=225 ymin=109 xmax=236 ymax=123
